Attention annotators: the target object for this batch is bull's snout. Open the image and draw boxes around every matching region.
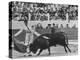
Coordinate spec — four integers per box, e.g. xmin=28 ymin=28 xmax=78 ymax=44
xmin=32 ymin=51 xmax=37 ymax=54
xmin=26 ymin=45 xmax=31 ymax=54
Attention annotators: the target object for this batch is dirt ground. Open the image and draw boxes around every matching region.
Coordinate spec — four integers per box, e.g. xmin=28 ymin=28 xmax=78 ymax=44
xmin=12 ymin=41 xmax=78 ymax=58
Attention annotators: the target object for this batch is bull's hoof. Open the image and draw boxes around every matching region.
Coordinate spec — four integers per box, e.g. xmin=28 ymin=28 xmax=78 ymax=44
xmin=54 ymin=45 xmax=56 ymax=47
xmin=53 ymin=44 xmax=56 ymax=47
xmin=24 ymin=55 xmax=26 ymax=57
xmin=48 ymin=54 xmax=51 ymax=56
xmin=69 ymin=50 xmax=71 ymax=53
xmin=28 ymin=54 xmax=32 ymax=56
xmin=70 ymin=51 xmax=71 ymax=53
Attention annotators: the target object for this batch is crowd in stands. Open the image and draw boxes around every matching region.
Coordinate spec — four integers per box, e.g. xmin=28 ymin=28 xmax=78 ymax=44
xmin=9 ymin=1 xmax=78 ymax=21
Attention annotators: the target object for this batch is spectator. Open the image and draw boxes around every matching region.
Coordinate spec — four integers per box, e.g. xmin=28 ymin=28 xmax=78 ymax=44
xmin=60 ymin=24 xmax=63 ymax=28
xmin=66 ymin=24 xmax=70 ymax=28
xmin=46 ymin=24 xmax=51 ymax=29
xmin=36 ymin=23 xmax=43 ymax=29
xmin=51 ymin=23 xmax=56 ymax=34
xmin=11 ymin=1 xmax=78 ymax=21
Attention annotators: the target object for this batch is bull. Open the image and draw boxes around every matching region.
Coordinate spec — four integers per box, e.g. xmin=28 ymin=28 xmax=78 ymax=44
xmin=29 ymin=32 xmax=71 ymax=56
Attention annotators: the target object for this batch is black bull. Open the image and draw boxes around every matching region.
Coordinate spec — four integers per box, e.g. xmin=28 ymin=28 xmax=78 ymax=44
xmin=28 ymin=32 xmax=71 ymax=56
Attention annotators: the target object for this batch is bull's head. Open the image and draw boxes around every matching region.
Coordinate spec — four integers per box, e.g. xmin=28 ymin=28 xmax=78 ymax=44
xmin=29 ymin=43 xmax=38 ymax=54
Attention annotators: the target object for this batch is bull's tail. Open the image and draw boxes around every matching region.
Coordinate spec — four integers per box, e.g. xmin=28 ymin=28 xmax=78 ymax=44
xmin=61 ymin=32 xmax=69 ymax=45
xmin=65 ymin=35 xmax=69 ymax=45
xmin=64 ymin=33 xmax=69 ymax=45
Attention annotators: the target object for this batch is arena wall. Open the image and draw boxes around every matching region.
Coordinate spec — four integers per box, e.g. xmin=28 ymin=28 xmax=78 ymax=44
xmin=10 ymin=20 xmax=78 ymax=29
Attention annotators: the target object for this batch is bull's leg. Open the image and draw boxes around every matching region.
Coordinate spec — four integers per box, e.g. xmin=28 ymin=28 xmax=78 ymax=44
xmin=66 ymin=45 xmax=71 ymax=53
xmin=37 ymin=49 xmax=43 ymax=56
xmin=48 ymin=47 xmax=51 ymax=55
xmin=64 ymin=46 xmax=67 ymax=53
